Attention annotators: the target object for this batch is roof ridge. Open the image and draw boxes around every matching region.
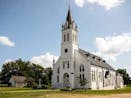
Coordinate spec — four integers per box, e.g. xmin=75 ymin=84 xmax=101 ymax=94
xmin=79 ymin=48 xmax=115 ymax=71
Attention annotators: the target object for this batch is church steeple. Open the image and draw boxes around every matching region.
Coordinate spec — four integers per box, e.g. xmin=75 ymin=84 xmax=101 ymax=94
xmin=62 ymin=6 xmax=78 ymax=31
xmin=66 ymin=6 xmax=72 ymax=25
xmin=61 ymin=6 xmax=78 ymax=57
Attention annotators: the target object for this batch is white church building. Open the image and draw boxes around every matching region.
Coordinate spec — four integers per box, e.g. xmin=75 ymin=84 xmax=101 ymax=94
xmin=52 ymin=7 xmax=124 ymax=90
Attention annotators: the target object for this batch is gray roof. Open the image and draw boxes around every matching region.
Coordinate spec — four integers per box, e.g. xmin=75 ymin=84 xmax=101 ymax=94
xmin=79 ymin=49 xmax=115 ymax=71
xmin=11 ymin=76 xmax=26 ymax=83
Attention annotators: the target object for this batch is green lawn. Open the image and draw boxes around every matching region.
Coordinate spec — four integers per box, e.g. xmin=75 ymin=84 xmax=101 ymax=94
xmin=0 ymin=86 xmax=131 ymax=98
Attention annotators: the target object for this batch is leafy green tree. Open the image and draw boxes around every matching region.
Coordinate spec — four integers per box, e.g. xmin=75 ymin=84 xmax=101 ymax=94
xmin=0 ymin=58 xmax=51 ymax=87
xmin=45 ymin=67 xmax=52 ymax=84
xmin=116 ymin=69 xmax=130 ymax=85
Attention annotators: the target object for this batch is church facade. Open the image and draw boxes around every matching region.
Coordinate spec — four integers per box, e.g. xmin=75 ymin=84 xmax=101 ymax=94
xmin=52 ymin=8 xmax=124 ymax=90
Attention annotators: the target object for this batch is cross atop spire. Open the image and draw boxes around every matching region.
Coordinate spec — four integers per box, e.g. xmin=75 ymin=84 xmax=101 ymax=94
xmin=66 ymin=5 xmax=72 ymax=24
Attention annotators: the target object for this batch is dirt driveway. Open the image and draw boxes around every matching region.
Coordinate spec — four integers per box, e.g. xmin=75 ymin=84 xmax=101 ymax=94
xmin=42 ymin=93 xmax=131 ymax=98
xmin=85 ymin=93 xmax=131 ymax=98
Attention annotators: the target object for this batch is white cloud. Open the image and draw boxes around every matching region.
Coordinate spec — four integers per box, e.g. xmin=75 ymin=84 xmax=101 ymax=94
xmin=0 ymin=59 xmax=13 ymax=71
xmin=73 ymin=0 xmax=125 ymax=10
xmin=94 ymin=30 xmax=131 ymax=61
xmin=30 ymin=52 xmax=59 ymax=68
xmin=87 ymin=0 xmax=124 ymax=10
xmin=122 ymin=65 xmax=131 ymax=77
xmin=4 ymin=59 xmax=13 ymax=64
xmin=74 ymin=0 xmax=85 ymax=7
xmin=0 ymin=36 xmax=15 ymax=47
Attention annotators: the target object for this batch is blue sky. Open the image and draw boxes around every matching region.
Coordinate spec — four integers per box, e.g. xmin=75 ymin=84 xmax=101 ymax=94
xmin=0 ymin=0 xmax=131 ymax=76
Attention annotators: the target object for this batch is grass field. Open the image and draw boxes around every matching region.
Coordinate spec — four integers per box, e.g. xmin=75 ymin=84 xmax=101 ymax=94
xmin=0 ymin=86 xmax=131 ymax=98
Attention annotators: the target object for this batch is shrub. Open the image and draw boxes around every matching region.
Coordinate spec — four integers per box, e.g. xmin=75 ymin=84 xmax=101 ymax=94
xmin=0 ymin=84 xmax=8 ymax=87
xmin=60 ymin=87 xmax=71 ymax=91
xmin=42 ymin=84 xmax=49 ymax=89
xmin=31 ymin=82 xmax=38 ymax=89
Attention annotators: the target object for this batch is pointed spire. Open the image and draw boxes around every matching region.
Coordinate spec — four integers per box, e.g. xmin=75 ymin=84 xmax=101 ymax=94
xmin=53 ymin=58 xmax=55 ymax=66
xmin=66 ymin=5 xmax=72 ymax=24
xmin=62 ymin=5 xmax=78 ymax=31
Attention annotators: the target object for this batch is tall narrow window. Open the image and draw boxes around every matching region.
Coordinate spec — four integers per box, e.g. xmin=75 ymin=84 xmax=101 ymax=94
xmin=64 ymin=34 xmax=66 ymax=42
xmin=57 ymin=75 xmax=59 ymax=83
xmin=63 ymin=61 xmax=65 ymax=69
xmin=94 ymin=71 xmax=96 ymax=81
xmin=92 ymin=70 xmax=95 ymax=81
xmin=67 ymin=33 xmax=69 ymax=41
xmin=82 ymin=74 xmax=85 ymax=80
xmin=91 ymin=70 xmax=93 ymax=81
xmin=80 ymin=74 xmax=82 ymax=80
xmin=82 ymin=67 xmax=84 ymax=72
xmin=75 ymin=35 xmax=76 ymax=42
xmin=57 ymin=67 xmax=60 ymax=73
xmin=80 ymin=67 xmax=81 ymax=72
xmin=67 ymin=61 xmax=69 ymax=68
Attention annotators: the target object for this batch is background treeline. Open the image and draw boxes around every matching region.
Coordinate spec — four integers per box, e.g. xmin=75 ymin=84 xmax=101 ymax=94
xmin=0 ymin=59 xmax=52 ymax=88
xmin=0 ymin=59 xmax=131 ymax=89
xmin=116 ymin=69 xmax=131 ymax=85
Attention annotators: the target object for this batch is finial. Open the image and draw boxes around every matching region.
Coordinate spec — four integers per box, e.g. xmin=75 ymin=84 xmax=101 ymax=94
xmin=53 ymin=58 xmax=55 ymax=65
xmin=66 ymin=5 xmax=72 ymax=24
xmin=68 ymin=4 xmax=70 ymax=10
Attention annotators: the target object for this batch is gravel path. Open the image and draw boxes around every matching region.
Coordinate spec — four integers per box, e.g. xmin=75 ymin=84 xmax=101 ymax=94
xmin=41 ymin=93 xmax=131 ymax=98
xmin=86 ymin=93 xmax=131 ymax=98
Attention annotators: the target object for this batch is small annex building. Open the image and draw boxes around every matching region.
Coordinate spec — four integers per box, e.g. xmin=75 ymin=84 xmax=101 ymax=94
xmin=9 ymin=75 xmax=27 ymax=88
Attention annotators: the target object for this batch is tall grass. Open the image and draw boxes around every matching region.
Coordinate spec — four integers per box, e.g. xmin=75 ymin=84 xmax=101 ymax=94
xmin=0 ymin=86 xmax=131 ymax=98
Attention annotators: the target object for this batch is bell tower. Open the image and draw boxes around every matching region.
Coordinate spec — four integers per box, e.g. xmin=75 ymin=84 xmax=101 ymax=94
xmin=61 ymin=6 xmax=78 ymax=59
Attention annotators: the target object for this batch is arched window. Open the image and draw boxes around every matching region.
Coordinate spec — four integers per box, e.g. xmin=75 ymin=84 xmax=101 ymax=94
xmin=80 ymin=65 xmax=85 ymax=81
xmin=63 ymin=73 xmax=70 ymax=87
xmin=80 ymin=64 xmax=84 ymax=72
xmin=63 ymin=61 xmax=69 ymax=69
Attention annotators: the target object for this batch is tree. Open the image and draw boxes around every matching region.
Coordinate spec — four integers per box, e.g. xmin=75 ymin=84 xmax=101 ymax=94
xmin=116 ymin=69 xmax=130 ymax=85
xmin=77 ymin=77 xmax=88 ymax=89
xmin=45 ymin=67 xmax=52 ymax=85
xmin=0 ymin=58 xmax=51 ymax=87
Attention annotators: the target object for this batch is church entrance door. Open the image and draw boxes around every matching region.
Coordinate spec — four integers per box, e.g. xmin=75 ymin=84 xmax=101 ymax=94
xmin=63 ymin=73 xmax=70 ymax=87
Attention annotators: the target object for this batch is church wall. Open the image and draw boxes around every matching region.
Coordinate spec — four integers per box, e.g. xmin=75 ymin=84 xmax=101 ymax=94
xmin=52 ymin=55 xmax=76 ymax=88
xmin=91 ymin=65 xmax=103 ymax=90
xmin=116 ymin=74 xmax=124 ymax=88
xmin=74 ymin=51 xmax=91 ymax=89
xmin=90 ymin=65 xmax=116 ymax=90
xmin=103 ymin=69 xmax=116 ymax=90
xmin=52 ymin=57 xmax=62 ymax=88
